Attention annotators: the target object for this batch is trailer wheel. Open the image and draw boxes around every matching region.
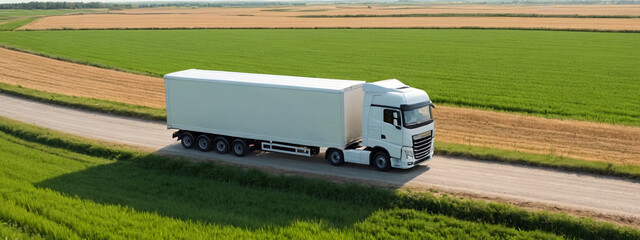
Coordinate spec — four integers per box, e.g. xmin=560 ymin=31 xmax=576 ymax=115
xmin=326 ymin=148 xmax=344 ymax=166
xmin=181 ymin=132 xmax=195 ymax=149
xmin=214 ymin=137 xmax=230 ymax=154
xmin=232 ymin=139 xmax=249 ymax=157
xmin=196 ymin=135 xmax=212 ymax=152
xmin=373 ymin=151 xmax=391 ymax=171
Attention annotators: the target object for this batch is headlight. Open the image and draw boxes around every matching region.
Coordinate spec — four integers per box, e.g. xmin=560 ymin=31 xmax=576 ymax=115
xmin=404 ymin=149 xmax=414 ymax=158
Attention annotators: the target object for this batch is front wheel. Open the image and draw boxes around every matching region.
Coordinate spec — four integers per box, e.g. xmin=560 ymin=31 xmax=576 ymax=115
xmin=373 ymin=151 xmax=391 ymax=171
xmin=326 ymin=148 xmax=344 ymax=166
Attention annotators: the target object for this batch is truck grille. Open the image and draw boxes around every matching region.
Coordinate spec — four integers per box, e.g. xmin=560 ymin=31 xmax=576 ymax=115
xmin=412 ymin=131 xmax=433 ymax=162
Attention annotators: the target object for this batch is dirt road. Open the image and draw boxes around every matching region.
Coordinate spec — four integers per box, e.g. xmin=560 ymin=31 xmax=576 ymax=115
xmin=1 ymin=93 xmax=639 ymax=224
xmin=2 ymin=48 xmax=639 ymax=164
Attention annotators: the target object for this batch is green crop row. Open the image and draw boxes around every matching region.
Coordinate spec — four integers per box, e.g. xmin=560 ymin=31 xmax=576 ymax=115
xmin=0 ymin=117 xmax=559 ymax=239
xmin=0 ymin=29 xmax=638 ymax=125
xmin=0 ymin=221 xmax=44 ymax=240
xmin=0 ymin=116 xmax=639 ymax=239
xmin=0 ymin=9 xmax=104 ymax=21
xmin=0 ymin=17 xmax=37 ymax=31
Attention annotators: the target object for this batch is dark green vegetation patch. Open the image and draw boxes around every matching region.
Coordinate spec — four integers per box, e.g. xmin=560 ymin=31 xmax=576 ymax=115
xmin=0 ymin=17 xmax=37 ymax=31
xmin=0 ymin=117 xmax=639 ymax=239
xmin=0 ymin=9 xmax=103 ymax=21
xmin=0 ymin=29 xmax=638 ymax=125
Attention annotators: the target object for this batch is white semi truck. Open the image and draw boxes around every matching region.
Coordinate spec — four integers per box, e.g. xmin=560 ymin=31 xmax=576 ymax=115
xmin=165 ymin=69 xmax=435 ymax=171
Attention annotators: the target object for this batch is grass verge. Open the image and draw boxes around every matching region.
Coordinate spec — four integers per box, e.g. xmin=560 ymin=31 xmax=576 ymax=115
xmin=0 ymin=221 xmax=44 ymax=240
xmin=0 ymin=82 xmax=166 ymax=121
xmin=0 ymin=116 xmax=638 ymax=239
xmin=0 ymin=17 xmax=37 ymax=31
xmin=436 ymin=142 xmax=640 ymax=180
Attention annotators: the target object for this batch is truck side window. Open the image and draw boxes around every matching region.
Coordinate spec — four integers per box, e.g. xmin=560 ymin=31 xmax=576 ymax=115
xmin=383 ymin=109 xmax=395 ymax=125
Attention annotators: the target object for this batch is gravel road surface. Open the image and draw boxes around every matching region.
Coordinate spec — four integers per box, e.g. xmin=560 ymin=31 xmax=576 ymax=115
xmin=1 ymin=93 xmax=639 ymax=222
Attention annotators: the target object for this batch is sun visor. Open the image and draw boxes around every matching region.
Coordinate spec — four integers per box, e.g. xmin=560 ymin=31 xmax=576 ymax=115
xmin=363 ymin=79 xmax=408 ymax=93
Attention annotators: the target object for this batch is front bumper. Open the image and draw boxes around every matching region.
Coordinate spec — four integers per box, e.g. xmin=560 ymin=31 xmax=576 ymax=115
xmin=392 ymin=146 xmax=433 ymax=169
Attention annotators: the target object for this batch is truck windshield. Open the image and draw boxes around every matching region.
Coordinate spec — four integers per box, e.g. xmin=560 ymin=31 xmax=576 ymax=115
xmin=403 ymin=105 xmax=432 ymax=127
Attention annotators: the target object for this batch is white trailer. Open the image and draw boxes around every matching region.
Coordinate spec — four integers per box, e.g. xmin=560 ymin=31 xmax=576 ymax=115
xmin=165 ymin=69 xmax=435 ymax=171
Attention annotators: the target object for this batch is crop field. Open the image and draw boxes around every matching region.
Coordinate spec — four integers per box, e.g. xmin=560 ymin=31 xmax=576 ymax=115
xmin=1 ymin=46 xmax=639 ymax=165
xmin=18 ymin=5 xmax=640 ymax=31
xmin=117 ymin=4 xmax=640 ymax=17
xmin=6 ymin=118 xmax=635 ymax=239
xmin=2 ymin=5 xmax=639 ymax=239
xmin=0 ymin=9 xmax=104 ymax=22
xmin=0 ymin=17 xmax=37 ymax=31
xmin=0 ymin=48 xmax=164 ymax=108
xmin=0 ymin=29 xmax=638 ymax=126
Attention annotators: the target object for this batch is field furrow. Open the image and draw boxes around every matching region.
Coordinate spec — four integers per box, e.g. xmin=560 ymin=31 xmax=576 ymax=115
xmin=19 ymin=15 xmax=640 ymax=31
xmin=0 ymin=48 xmax=165 ymax=108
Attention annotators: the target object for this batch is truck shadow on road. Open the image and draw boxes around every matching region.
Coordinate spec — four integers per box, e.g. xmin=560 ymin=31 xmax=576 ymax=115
xmin=36 ymin=144 xmax=429 ymax=230
xmin=154 ymin=143 xmax=431 ymax=186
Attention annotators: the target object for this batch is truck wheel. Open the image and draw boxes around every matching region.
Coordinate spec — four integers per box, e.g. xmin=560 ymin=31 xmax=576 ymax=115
xmin=196 ymin=135 xmax=212 ymax=152
xmin=181 ymin=132 xmax=195 ymax=149
xmin=326 ymin=148 xmax=344 ymax=166
xmin=373 ymin=151 xmax=391 ymax=171
xmin=232 ymin=139 xmax=249 ymax=157
xmin=214 ymin=137 xmax=230 ymax=154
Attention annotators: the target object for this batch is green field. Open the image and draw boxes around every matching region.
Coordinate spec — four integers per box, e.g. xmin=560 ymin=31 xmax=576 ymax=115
xmin=0 ymin=29 xmax=638 ymax=125
xmin=1 ymin=117 xmax=638 ymax=239
xmin=0 ymin=17 xmax=37 ymax=31
xmin=0 ymin=9 xmax=104 ymax=21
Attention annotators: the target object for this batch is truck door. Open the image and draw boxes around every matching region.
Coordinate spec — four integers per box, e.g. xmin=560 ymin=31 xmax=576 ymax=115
xmin=367 ymin=107 xmax=383 ymax=147
xmin=380 ymin=108 xmax=403 ymax=158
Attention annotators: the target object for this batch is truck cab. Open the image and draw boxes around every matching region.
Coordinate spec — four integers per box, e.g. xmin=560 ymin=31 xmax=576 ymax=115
xmin=361 ymin=79 xmax=435 ymax=169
